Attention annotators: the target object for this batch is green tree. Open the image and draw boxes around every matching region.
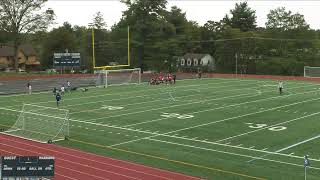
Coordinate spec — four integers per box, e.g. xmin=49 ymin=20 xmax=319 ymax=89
xmin=41 ymin=22 xmax=77 ymax=68
xmin=0 ymin=0 xmax=54 ymax=71
xmin=265 ymin=7 xmax=309 ymax=31
xmin=121 ymin=0 xmax=168 ymax=71
xmin=92 ymin=11 xmax=107 ymax=30
xmin=224 ymin=2 xmax=257 ymax=32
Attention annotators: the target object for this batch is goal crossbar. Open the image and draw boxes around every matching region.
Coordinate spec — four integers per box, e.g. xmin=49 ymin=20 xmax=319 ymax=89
xmin=94 ymin=68 xmax=141 ymax=87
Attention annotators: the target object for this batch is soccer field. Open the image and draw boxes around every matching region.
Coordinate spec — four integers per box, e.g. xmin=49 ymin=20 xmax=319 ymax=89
xmin=1 ymin=77 xmax=320 ymax=180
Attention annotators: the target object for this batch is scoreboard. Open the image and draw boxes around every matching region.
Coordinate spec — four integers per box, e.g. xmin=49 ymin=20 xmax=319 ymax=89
xmin=0 ymin=156 xmax=55 ymax=179
xmin=53 ymin=52 xmax=81 ymax=67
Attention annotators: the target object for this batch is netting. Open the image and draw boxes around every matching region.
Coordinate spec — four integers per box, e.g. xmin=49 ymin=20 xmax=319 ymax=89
xmin=2 ymin=104 xmax=69 ymax=143
xmin=304 ymin=66 xmax=320 ymax=77
xmin=94 ymin=68 xmax=141 ymax=87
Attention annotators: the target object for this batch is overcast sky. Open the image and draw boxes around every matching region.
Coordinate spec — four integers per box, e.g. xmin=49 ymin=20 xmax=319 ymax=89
xmin=45 ymin=0 xmax=320 ymax=30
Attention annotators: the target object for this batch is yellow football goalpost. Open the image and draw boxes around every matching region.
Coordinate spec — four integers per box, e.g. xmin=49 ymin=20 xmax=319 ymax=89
xmin=91 ymin=26 xmax=130 ymax=69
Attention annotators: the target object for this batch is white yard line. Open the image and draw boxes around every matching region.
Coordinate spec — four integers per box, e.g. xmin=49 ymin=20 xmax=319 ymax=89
xmin=27 ymin=78 xmax=246 ymax=105
xmin=79 ymin=89 xmax=262 ymax=123
xmin=69 ymin=83 xmax=257 ymax=115
xmin=215 ymin=112 xmax=320 ymax=143
xmin=122 ymin=87 xmax=317 ymax=127
xmin=248 ymin=133 xmax=320 ymax=163
xmin=3 ymin=79 xmax=257 ymax=110
xmin=105 ymin=92 xmax=320 ymax=147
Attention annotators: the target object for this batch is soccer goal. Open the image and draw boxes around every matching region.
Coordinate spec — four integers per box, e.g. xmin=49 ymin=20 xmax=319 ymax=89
xmin=94 ymin=68 xmax=141 ymax=87
xmin=304 ymin=66 xmax=320 ymax=78
xmin=1 ymin=104 xmax=69 ymax=143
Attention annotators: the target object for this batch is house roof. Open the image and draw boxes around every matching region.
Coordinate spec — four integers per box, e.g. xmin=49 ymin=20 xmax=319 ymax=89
xmin=0 ymin=44 xmax=36 ymax=57
xmin=183 ymin=53 xmax=211 ymax=59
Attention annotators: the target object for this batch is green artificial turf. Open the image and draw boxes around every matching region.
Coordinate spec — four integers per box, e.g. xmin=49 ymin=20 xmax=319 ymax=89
xmin=1 ymin=77 xmax=320 ymax=180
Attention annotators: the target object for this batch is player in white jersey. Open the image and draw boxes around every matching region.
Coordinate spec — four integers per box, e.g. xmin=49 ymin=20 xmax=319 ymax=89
xmin=61 ymin=85 xmax=65 ymax=95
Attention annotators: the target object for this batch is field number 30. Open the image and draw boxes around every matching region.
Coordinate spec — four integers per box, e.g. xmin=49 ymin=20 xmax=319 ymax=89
xmin=245 ymin=123 xmax=287 ymax=131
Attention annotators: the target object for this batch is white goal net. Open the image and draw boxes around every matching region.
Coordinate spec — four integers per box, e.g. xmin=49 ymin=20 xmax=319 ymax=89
xmin=1 ymin=104 xmax=69 ymax=143
xmin=94 ymin=68 xmax=141 ymax=87
xmin=304 ymin=66 xmax=320 ymax=78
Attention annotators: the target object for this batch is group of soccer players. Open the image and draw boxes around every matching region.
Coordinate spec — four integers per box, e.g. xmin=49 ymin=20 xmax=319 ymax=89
xmin=53 ymin=81 xmax=72 ymax=107
xmin=149 ymin=73 xmax=176 ymax=85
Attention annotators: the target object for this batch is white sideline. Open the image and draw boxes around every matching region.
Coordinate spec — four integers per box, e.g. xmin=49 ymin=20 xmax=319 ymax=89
xmin=146 ymin=138 xmax=320 ymax=171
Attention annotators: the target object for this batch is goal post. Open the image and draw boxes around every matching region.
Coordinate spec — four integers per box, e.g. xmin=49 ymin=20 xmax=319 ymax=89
xmin=91 ymin=25 xmax=131 ymax=69
xmin=304 ymin=66 xmax=320 ymax=78
xmin=1 ymin=104 xmax=69 ymax=143
xmin=94 ymin=68 xmax=141 ymax=87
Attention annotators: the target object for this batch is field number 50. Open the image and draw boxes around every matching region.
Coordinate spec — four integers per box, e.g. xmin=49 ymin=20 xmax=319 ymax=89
xmin=245 ymin=123 xmax=287 ymax=131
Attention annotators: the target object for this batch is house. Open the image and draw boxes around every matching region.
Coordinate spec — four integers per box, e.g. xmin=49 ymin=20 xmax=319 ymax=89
xmin=0 ymin=44 xmax=40 ymax=71
xmin=178 ymin=53 xmax=215 ymax=72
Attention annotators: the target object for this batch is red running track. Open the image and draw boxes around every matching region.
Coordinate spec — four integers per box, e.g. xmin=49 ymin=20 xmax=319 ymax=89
xmin=0 ymin=134 xmax=204 ymax=180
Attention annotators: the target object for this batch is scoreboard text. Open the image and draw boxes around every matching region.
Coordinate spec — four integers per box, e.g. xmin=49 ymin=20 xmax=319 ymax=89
xmin=1 ymin=156 xmax=55 ymax=178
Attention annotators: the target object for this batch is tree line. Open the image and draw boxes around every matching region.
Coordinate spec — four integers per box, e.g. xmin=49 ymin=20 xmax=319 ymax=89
xmin=0 ymin=0 xmax=319 ymax=75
